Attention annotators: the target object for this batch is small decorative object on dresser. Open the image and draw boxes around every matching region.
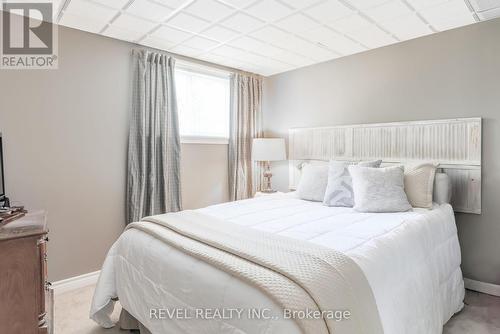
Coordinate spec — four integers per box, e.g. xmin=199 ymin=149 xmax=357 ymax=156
xmin=0 ymin=211 xmax=52 ymax=334
xmin=254 ymin=191 xmax=285 ymax=197
xmin=252 ymin=138 xmax=287 ymax=193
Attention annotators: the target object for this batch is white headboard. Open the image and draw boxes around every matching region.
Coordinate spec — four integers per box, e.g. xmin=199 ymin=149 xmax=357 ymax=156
xmin=289 ymin=118 xmax=482 ymax=214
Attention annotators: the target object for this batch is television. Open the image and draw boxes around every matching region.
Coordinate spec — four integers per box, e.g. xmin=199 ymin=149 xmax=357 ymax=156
xmin=0 ymin=134 xmax=4 ymax=199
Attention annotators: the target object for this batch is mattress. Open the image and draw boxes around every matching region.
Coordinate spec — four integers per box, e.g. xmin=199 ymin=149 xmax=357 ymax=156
xmin=91 ymin=193 xmax=464 ymax=334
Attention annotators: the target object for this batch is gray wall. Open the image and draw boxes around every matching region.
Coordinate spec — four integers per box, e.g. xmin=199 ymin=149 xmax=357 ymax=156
xmin=0 ymin=26 xmax=229 ymax=281
xmin=263 ymin=18 xmax=500 ymax=285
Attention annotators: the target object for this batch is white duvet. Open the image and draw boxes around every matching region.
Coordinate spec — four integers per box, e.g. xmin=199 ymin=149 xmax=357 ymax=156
xmin=91 ymin=193 xmax=464 ymax=334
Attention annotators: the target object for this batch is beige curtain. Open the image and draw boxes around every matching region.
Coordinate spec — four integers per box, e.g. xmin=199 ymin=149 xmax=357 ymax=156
xmin=228 ymin=73 xmax=263 ymax=201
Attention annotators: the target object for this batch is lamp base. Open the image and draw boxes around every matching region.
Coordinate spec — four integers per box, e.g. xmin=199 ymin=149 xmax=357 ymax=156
xmin=260 ymin=189 xmax=277 ymax=194
xmin=261 ymin=161 xmax=277 ymax=194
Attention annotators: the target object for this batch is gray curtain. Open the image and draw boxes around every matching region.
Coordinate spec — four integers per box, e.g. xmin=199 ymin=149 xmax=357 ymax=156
xmin=228 ymin=73 xmax=263 ymax=201
xmin=126 ymin=50 xmax=181 ymax=223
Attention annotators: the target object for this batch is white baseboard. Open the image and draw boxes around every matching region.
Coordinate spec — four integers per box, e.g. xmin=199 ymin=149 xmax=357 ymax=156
xmin=52 ymin=270 xmax=100 ymax=295
xmin=464 ymin=278 xmax=500 ymax=297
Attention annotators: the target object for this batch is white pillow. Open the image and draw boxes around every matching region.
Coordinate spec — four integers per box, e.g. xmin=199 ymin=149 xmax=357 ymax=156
xmin=323 ymin=160 xmax=382 ymax=207
xmin=296 ymin=164 xmax=329 ymax=201
xmin=349 ymin=165 xmax=412 ymax=213
xmin=404 ymin=162 xmax=438 ymax=208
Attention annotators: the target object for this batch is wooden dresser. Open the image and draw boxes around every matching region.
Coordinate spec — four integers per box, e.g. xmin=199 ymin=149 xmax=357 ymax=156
xmin=0 ymin=211 xmax=52 ymax=333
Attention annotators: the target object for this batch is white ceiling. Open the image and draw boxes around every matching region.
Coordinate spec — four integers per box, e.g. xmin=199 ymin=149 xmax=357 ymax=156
xmin=16 ymin=0 xmax=500 ymax=76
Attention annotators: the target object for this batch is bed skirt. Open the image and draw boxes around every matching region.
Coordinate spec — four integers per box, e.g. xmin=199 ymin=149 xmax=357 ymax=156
xmin=119 ymin=308 xmax=152 ymax=334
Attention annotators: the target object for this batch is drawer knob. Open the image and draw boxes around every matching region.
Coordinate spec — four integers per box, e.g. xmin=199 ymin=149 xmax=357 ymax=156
xmin=37 ymin=236 xmax=49 ymax=245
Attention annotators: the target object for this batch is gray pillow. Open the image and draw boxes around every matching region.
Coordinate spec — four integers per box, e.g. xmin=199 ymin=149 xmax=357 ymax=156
xmin=323 ymin=160 xmax=382 ymax=207
xmin=349 ymin=165 xmax=412 ymax=213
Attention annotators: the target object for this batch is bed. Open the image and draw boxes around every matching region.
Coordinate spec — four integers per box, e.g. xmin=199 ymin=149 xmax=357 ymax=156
xmin=91 ymin=193 xmax=464 ymax=334
xmin=91 ymin=118 xmax=480 ymax=334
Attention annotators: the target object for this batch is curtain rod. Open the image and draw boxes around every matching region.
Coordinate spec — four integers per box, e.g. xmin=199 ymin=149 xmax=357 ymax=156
xmin=131 ymin=47 xmax=262 ymax=79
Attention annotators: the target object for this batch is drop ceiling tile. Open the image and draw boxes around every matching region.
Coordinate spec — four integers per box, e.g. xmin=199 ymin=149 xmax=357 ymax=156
xmin=364 ymin=0 xmax=412 ymax=22
xmin=198 ymin=53 xmax=233 ymax=65
xmin=305 ymin=0 xmax=353 ymax=23
xmin=250 ymin=26 xmax=294 ymax=47
xmin=150 ymin=0 xmax=186 ymax=9
xmin=271 ymin=50 xmax=314 ymax=66
xmin=477 ymin=6 xmax=500 ymax=19
xmin=327 ymin=14 xmax=371 ymax=34
xmin=201 ymin=54 xmax=253 ymax=71
xmin=347 ymin=24 xmax=396 ymax=48
xmin=298 ymin=26 xmax=365 ymax=54
xmin=89 ymin=0 xmax=130 ymax=10
xmin=431 ymin=15 xmax=476 ymax=31
xmin=229 ymin=36 xmax=283 ymax=55
xmin=59 ymin=12 xmax=107 ymax=33
xmin=171 ymin=44 xmax=204 ymax=57
xmin=305 ymin=46 xmax=339 ymax=61
xmin=221 ymin=0 xmax=259 ymax=9
xmin=347 ymin=0 xmax=391 ymax=9
xmin=419 ymin=0 xmax=475 ymax=31
xmin=381 ymin=13 xmax=433 ymax=40
xmin=112 ymin=13 xmax=156 ymax=33
xmin=185 ymin=0 xmax=235 ymax=22
xmin=126 ymin=0 xmax=174 ymax=22
xmin=104 ymin=25 xmax=145 ymax=42
xmin=220 ymin=12 xmax=265 ymax=33
xmin=211 ymin=45 xmax=247 ymax=57
xmin=406 ymin=0 xmax=450 ymax=10
xmin=242 ymin=57 xmax=292 ymax=74
xmin=469 ymin=0 xmax=500 ymax=11
xmin=200 ymin=25 xmax=240 ymax=42
xmin=224 ymin=58 xmax=258 ymax=70
xmin=237 ymin=51 xmax=272 ymax=64
xmin=277 ymin=34 xmax=338 ymax=60
xmin=141 ymin=35 xmax=177 ymax=49
xmin=65 ymin=0 xmax=118 ymax=22
xmin=245 ymin=0 xmax=294 ymax=22
xmin=151 ymin=25 xmax=194 ymax=43
xmin=285 ymin=0 xmax=325 ymax=9
xmin=166 ymin=12 xmax=211 ymax=33
xmin=182 ymin=36 xmax=220 ymax=51
xmin=274 ymin=13 xmax=321 ymax=33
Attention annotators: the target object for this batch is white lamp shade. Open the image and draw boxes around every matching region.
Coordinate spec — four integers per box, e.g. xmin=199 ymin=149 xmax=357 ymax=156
xmin=252 ymin=138 xmax=286 ymax=162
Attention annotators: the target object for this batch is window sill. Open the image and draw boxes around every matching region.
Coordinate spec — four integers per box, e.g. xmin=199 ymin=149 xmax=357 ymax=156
xmin=180 ymin=136 xmax=229 ymax=145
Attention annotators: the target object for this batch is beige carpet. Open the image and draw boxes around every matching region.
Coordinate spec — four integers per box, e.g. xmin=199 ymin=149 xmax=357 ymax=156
xmin=55 ymin=285 xmax=123 ymax=334
xmin=55 ymin=285 xmax=500 ymax=333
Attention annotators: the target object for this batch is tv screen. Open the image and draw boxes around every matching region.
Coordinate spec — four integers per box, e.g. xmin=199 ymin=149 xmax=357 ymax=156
xmin=0 ymin=135 xmax=4 ymax=198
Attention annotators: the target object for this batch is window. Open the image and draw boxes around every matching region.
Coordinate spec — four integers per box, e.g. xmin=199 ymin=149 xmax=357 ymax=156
xmin=175 ymin=65 xmax=230 ymax=143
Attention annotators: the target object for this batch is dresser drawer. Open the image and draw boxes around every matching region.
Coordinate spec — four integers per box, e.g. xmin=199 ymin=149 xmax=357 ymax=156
xmin=0 ymin=211 xmax=49 ymax=334
xmin=0 ymin=235 xmax=42 ymax=334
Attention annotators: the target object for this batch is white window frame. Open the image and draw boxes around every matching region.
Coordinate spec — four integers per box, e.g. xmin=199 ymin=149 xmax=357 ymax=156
xmin=175 ymin=61 xmax=231 ymax=145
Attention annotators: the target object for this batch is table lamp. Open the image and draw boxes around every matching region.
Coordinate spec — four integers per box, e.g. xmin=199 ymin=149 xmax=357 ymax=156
xmin=252 ymin=138 xmax=286 ymax=193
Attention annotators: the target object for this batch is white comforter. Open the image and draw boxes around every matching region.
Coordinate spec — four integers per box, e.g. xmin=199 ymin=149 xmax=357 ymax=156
xmin=91 ymin=193 xmax=464 ymax=334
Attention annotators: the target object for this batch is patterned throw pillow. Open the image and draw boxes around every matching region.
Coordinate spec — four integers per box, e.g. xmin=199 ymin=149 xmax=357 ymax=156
xmin=323 ymin=160 xmax=382 ymax=207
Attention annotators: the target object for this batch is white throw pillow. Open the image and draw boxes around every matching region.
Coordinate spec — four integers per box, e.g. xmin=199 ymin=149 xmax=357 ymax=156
xmin=323 ymin=160 xmax=382 ymax=207
xmin=296 ymin=164 xmax=329 ymax=201
xmin=349 ymin=165 xmax=412 ymax=213
xmin=404 ymin=162 xmax=438 ymax=208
